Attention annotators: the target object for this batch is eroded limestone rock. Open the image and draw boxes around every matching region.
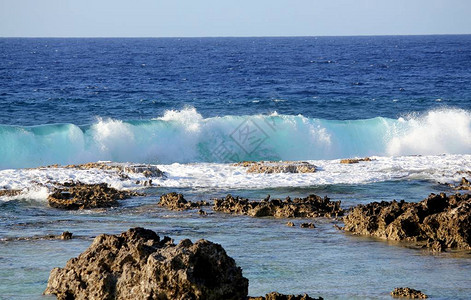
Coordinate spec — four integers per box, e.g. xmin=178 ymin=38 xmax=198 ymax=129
xmin=44 ymin=227 xmax=248 ymax=300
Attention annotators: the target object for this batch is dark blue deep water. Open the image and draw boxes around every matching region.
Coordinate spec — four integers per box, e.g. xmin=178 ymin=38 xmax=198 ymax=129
xmin=1 ymin=35 xmax=471 ymax=125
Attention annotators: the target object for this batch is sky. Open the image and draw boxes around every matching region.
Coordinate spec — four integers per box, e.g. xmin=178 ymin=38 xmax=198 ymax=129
xmin=0 ymin=0 xmax=470 ymax=37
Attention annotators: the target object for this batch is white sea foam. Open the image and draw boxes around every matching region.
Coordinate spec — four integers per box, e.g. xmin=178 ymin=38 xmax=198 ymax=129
xmin=0 ymin=154 xmax=469 ymax=201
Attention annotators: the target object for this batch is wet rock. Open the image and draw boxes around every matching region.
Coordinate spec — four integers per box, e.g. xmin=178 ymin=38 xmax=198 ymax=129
xmin=159 ymin=192 xmax=210 ymax=211
xmin=213 ymin=194 xmax=343 ymax=218
xmin=343 ymin=193 xmax=471 ymax=251
xmin=60 ymin=231 xmax=73 ymax=240
xmin=61 ymin=162 xmax=165 ymax=179
xmin=287 ymin=221 xmax=295 ymax=227
xmin=249 ymin=292 xmax=323 ymax=300
xmin=44 ymin=227 xmax=248 ymax=300
xmin=234 ymin=161 xmax=316 ymax=173
xmin=48 ymin=182 xmax=141 ymax=210
xmin=391 ymin=287 xmax=428 ymax=298
xmin=300 ymin=222 xmax=316 ymax=229
xmin=340 ymin=157 xmax=372 ymax=164
xmin=0 ymin=189 xmax=22 ymax=197
xmin=455 ymin=177 xmax=471 ymax=190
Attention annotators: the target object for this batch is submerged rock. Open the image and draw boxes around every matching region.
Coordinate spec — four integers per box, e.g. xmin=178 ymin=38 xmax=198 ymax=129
xmin=158 ymin=192 xmax=210 ymax=211
xmin=48 ymin=182 xmax=141 ymax=210
xmin=44 ymin=227 xmax=248 ymax=300
xmin=343 ymin=193 xmax=471 ymax=251
xmin=213 ymin=194 xmax=343 ymax=218
xmin=340 ymin=157 xmax=372 ymax=164
xmin=234 ymin=161 xmax=316 ymax=173
xmin=249 ymin=292 xmax=323 ymax=300
xmin=391 ymin=287 xmax=428 ymax=298
xmin=300 ymin=222 xmax=316 ymax=229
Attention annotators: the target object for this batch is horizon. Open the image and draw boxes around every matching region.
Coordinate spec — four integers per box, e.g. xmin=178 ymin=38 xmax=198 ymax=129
xmin=1 ymin=33 xmax=470 ymax=39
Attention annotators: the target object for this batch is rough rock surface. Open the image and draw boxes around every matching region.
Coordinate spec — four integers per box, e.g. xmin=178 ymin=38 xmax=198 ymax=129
xmin=340 ymin=157 xmax=372 ymax=164
xmin=391 ymin=287 xmax=428 ymax=298
xmin=249 ymin=292 xmax=323 ymax=300
xmin=48 ymin=182 xmax=141 ymax=210
xmin=0 ymin=189 xmax=22 ymax=197
xmin=234 ymin=161 xmax=316 ymax=173
xmin=343 ymin=193 xmax=471 ymax=251
xmin=455 ymin=177 xmax=471 ymax=190
xmin=159 ymin=192 xmax=210 ymax=211
xmin=213 ymin=194 xmax=343 ymax=218
xmin=44 ymin=227 xmax=248 ymax=300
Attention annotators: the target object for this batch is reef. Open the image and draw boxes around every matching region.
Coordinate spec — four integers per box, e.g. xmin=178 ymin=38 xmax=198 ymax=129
xmin=249 ymin=292 xmax=323 ymax=300
xmin=158 ymin=192 xmax=210 ymax=211
xmin=48 ymin=182 xmax=142 ymax=210
xmin=213 ymin=194 xmax=343 ymax=218
xmin=339 ymin=157 xmax=372 ymax=164
xmin=343 ymin=193 xmax=471 ymax=251
xmin=391 ymin=287 xmax=428 ymax=298
xmin=234 ymin=161 xmax=316 ymax=173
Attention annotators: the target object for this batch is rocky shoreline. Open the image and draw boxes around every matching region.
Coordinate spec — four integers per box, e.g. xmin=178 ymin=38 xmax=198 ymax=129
xmin=44 ymin=228 xmax=322 ymax=300
xmin=343 ymin=192 xmax=471 ymax=252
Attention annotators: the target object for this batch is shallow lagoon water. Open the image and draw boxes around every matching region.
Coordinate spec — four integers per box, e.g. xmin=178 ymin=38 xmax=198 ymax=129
xmin=1 ymin=178 xmax=470 ymax=299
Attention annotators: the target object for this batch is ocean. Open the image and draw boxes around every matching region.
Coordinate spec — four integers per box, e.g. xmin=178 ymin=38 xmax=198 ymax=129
xmin=1 ymin=36 xmax=471 ymax=299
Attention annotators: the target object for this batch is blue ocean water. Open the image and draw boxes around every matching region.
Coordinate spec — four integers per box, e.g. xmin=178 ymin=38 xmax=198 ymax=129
xmin=1 ymin=36 xmax=471 ymax=125
xmin=1 ymin=36 xmax=471 ymax=299
xmin=1 ymin=36 xmax=471 ymax=168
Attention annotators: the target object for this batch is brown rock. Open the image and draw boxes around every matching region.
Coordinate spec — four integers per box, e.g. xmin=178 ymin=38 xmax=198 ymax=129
xmin=249 ymin=292 xmax=323 ymax=300
xmin=300 ymin=223 xmax=316 ymax=229
xmin=455 ymin=177 xmax=471 ymax=190
xmin=287 ymin=222 xmax=295 ymax=227
xmin=234 ymin=161 xmax=316 ymax=173
xmin=48 ymin=182 xmax=141 ymax=210
xmin=391 ymin=287 xmax=428 ymax=298
xmin=44 ymin=227 xmax=248 ymax=300
xmin=343 ymin=193 xmax=471 ymax=251
xmin=340 ymin=157 xmax=372 ymax=164
xmin=159 ymin=192 xmax=210 ymax=211
xmin=213 ymin=194 xmax=343 ymax=218
xmin=0 ymin=189 xmax=22 ymax=197
xmin=60 ymin=231 xmax=73 ymax=240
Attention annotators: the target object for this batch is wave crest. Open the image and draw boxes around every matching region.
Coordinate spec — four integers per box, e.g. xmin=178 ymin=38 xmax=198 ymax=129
xmin=0 ymin=108 xmax=470 ymax=169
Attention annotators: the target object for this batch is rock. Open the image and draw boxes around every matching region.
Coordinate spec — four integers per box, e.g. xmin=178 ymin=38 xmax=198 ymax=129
xmin=60 ymin=231 xmax=73 ymax=240
xmin=234 ymin=161 xmax=316 ymax=173
xmin=455 ymin=177 xmax=471 ymax=190
xmin=0 ymin=189 xmax=22 ymax=197
xmin=287 ymin=222 xmax=295 ymax=227
xmin=249 ymin=292 xmax=323 ymax=300
xmin=48 ymin=182 xmax=141 ymax=210
xmin=61 ymin=162 xmax=165 ymax=179
xmin=343 ymin=193 xmax=471 ymax=251
xmin=300 ymin=222 xmax=316 ymax=229
xmin=391 ymin=287 xmax=428 ymax=298
xmin=213 ymin=194 xmax=343 ymax=218
xmin=340 ymin=157 xmax=372 ymax=164
xmin=44 ymin=227 xmax=248 ymax=300
xmin=198 ymin=209 xmax=208 ymax=216
xmin=159 ymin=192 xmax=210 ymax=211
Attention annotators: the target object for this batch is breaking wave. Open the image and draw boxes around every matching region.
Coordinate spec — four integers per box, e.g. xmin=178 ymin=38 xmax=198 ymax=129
xmin=1 ymin=107 xmax=470 ymax=169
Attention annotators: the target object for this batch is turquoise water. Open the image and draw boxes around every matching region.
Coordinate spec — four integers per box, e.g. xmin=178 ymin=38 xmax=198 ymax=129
xmin=1 ymin=182 xmax=470 ymax=299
